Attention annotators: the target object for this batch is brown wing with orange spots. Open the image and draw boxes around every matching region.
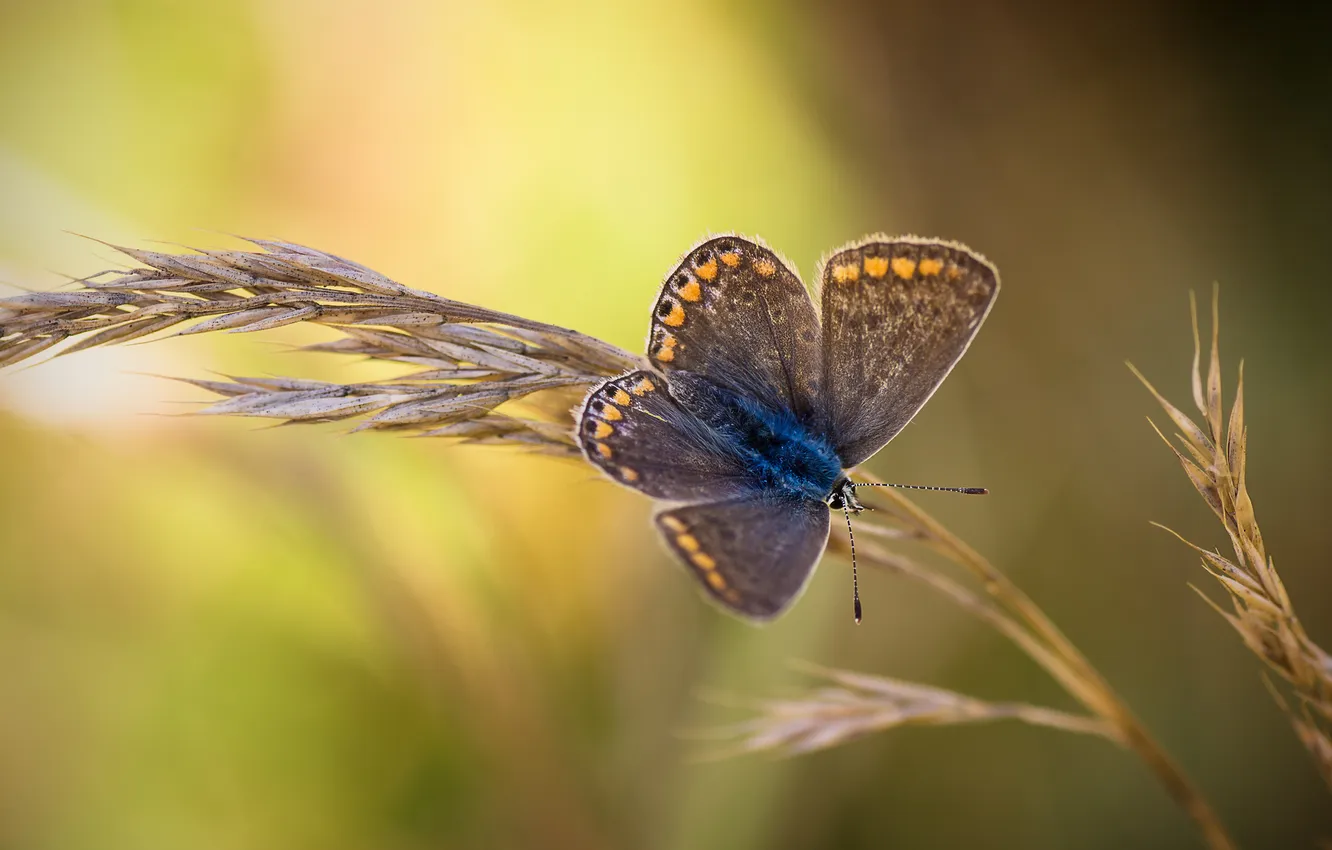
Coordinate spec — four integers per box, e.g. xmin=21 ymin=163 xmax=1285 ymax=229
xmin=820 ymin=237 xmax=999 ymax=467
xmin=647 ymin=236 xmax=824 ymax=429
xmin=655 ymin=494 xmax=830 ymax=621
xmin=577 ymin=369 xmax=753 ymax=502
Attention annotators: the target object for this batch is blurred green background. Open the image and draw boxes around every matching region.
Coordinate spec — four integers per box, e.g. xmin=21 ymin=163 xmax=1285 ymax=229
xmin=2 ymin=1 xmax=1330 ymax=847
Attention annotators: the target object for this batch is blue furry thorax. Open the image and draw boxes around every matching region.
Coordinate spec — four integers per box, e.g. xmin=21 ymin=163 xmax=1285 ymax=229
xmin=684 ymin=380 xmax=843 ymax=502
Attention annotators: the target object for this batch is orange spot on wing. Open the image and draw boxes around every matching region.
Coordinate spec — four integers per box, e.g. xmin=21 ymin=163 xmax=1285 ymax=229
xmin=832 ymin=263 xmax=860 ymax=283
xmin=660 ymin=516 xmax=686 ymax=532
xmin=706 ymin=571 xmax=727 ymax=590
xmin=692 ymin=552 xmax=717 ymax=571
xmin=945 ymin=264 xmax=962 ymax=280
xmin=892 ymin=257 xmax=917 ymax=279
xmin=676 ymin=534 xmax=700 ymax=553
xmin=918 ymin=257 xmax=943 ymax=276
xmin=695 ymin=258 xmax=718 ymax=281
xmin=754 ymin=258 xmax=776 ymax=277
xmin=612 ymin=389 xmax=631 ymax=406
xmin=595 ymin=443 xmax=613 ymax=459
xmin=619 ymin=466 xmax=640 ymax=482
xmin=654 ymin=332 xmax=680 ymax=362
xmin=593 ymin=421 xmax=613 ymax=439
xmin=631 ymin=378 xmax=655 ymax=395
xmin=677 ymin=280 xmax=702 ymax=302
xmin=720 ymin=251 xmax=741 ymax=267
xmin=602 ymin=403 xmax=623 ymax=421
xmin=662 ymin=302 xmax=685 ymax=327
xmin=863 ymin=256 xmax=890 ymax=279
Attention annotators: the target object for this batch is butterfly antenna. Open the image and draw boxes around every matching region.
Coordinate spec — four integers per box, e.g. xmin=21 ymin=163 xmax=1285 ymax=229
xmin=843 ymin=505 xmax=862 ymax=624
xmin=854 ymin=483 xmax=988 ymax=495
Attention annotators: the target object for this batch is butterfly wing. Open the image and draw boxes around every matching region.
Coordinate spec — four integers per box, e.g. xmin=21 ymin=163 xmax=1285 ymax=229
xmin=820 ymin=237 xmax=999 ymax=467
xmin=646 ymin=235 xmax=824 ymax=429
xmin=577 ymin=369 xmax=756 ymax=501
xmin=654 ymin=494 xmax=830 ymax=621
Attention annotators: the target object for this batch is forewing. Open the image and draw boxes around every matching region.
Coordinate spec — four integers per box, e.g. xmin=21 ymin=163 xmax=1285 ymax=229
xmin=820 ymin=237 xmax=999 ymax=466
xmin=646 ymin=236 xmax=824 ymax=428
xmin=577 ymin=370 xmax=752 ymax=501
xmin=655 ymin=495 xmax=830 ymax=621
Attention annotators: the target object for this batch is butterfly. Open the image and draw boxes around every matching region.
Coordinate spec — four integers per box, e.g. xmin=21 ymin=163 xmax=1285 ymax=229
xmin=576 ymin=235 xmax=999 ymax=622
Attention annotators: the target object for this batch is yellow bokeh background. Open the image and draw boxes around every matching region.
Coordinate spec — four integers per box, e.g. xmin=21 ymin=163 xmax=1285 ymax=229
xmin=2 ymin=1 xmax=1330 ymax=848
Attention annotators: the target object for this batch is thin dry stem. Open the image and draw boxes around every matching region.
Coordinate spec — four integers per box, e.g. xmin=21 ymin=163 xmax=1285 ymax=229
xmin=1133 ymin=288 xmax=1332 ymax=792
xmin=835 ymin=472 xmax=1236 ymax=850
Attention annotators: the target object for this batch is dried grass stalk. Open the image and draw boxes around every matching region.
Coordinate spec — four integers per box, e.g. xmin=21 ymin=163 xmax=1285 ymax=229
xmin=727 ymin=473 xmax=1236 ymax=850
xmin=0 ymin=238 xmax=1237 ymax=849
xmin=0 ymin=238 xmax=638 ymax=452
xmin=1132 ymin=289 xmax=1332 ymax=792
xmin=700 ymin=662 xmax=1115 ymax=758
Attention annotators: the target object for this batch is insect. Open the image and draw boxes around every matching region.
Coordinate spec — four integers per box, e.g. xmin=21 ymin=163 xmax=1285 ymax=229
xmin=576 ymin=235 xmax=999 ymax=622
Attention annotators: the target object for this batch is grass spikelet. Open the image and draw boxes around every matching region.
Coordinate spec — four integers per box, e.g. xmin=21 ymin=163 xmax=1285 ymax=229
xmin=1133 ymin=288 xmax=1332 ymax=792
xmin=0 ymin=238 xmax=638 ymax=452
xmin=697 ymin=662 xmax=1115 ymax=760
